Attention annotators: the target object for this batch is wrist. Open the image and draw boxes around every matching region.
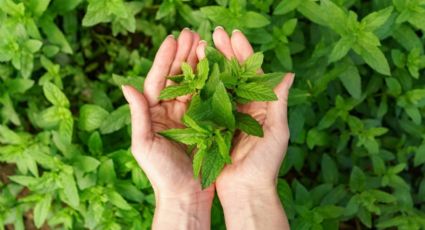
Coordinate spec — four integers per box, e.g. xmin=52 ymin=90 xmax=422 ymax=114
xmin=217 ymin=185 xmax=289 ymax=230
xmin=153 ymin=188 xmax=214 ymax=230
xmin=218 ymin=184 xmax=278 ymax=209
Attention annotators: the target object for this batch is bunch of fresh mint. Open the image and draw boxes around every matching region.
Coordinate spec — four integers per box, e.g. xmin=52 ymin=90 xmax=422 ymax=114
xmin=158 ymin=47 xmax=283 ymax=188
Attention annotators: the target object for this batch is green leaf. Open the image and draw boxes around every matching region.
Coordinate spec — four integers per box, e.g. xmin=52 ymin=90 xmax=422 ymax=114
xmin=215 ymin=130 xmax=231 ymax=163
xmin=247 ymin=73 xmax=284 ymax=89
xmin=275 ymin=44 xmax=292 ymax=70
xmin=235 ymin=112 xmax=263 ymax=137
xmin=306 ymin=129 xmax=329 ymax=149
xmin=329 ymin=37 xmax=354 ymax=63
xmin=5 ymin=78 xmax=34 ymax=94
xmin=159 ymin=128 xmax=208 ymax=145
xmin=349 ymin=166 xmax=366 ymax=192
xmin=0 ymin=125 xmax=22 ymax=144
xmin=236 ymin=82 xmax=277 ymax=101
xmin=243 ymin=52 xmax=263 ymax=73
xmin=339 ymin=64 xmax=362 ymax=99
xmin=60 ymin=172 xmax=80 ymax=208
xmin=34 ymin=195 xmax=52 ymax=228
xmin=98 ymin=159 xmax=117 ymax=185
xmin=282 ymin=19 xmax=298 ymax=36
xmin=200 ymin=6 xmax=234 ymax=28
xmin=112 ymin=74 xmax=145 ymax=92
xmin=73 ymin=156 xmax=100 ymax=173
xmin=107 ymin=190 xmax=132 ymax=210
xmin=361 ymin=6 xmax=393 ymax=31
xmin=193 ymin=148 xmax=207 ymax=178
xmin=201 ymin=144 xmax=225 ymax=189
xmin=321 ymin=154 xmax=338 ymax=184
xmin=100 ymin=105 xmax=130 ymax=134
xmin=242 ymin=11 xmax=270 ymax=28
xmin=43 ymin=82 xmax=70 ymax=107
xmin=182 ymin=114 xmax=206 ymax=132
xmin=212 ymin=81 xmax=235 ymax=129
xmin=88 ymin=131 xmax=103 ymax=155
xmin=158 ymin=84 xmax=194 ymax=100
xmin=414 ymin=144 xmax=425 ymax=167
xmin=79 ymin=104 xmax=109 ymax=132
xmin=274 ymin=0 xmax=301 ymax=15
xmin=321 ymin=0 xmax=347 ymax=34
xmin=155 ymin=0 xmax=175 ymax=20
xmin=195 ymin=58 xmax=209 ymax=89
xmin=357 ymin=44 xmax=391 ymax=75
xmin=297 ymin=0 xmax=327 ymax=25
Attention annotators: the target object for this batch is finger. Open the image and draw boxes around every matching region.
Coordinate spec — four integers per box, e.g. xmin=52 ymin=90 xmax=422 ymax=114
xmin=264 ymin=73 xmax=295 ymax=134
xmin=186 ymin=32 xmax=201 ymax=69
xmin=144 ymin=35 xmax=177 ymax=106
xmin=196 ymin=40 xmax=207 ymax=60
xmin=212 ymin=26 xmax=235 ymax=59
xmin=231 ymin=29 xmax=263 ymax=74
xmin=122 ymin=85 xmax=153 ymax=148
xmin=230 ymin=29 xmax=254 ymax=63
xmin=169 ymin=28 xmax=194 ymax=75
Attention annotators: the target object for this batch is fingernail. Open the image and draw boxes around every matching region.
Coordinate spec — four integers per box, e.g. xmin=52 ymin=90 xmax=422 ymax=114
xmin=215 ymin=26 xmax=224 ymax=31
xmin=183 ymin=27 xmax=190 ymax=31
xmin=288 ymin=73 xmax=295 ymax=89
xmin=121 ymin=85 xmax=130 ymax=101
xmin=232 ymin=29 xmax=241 ymax=34
xmin=199 ymin=40 xmax=207 ymax=45
xmin=167 ymin=34 xmax=175 ymax=39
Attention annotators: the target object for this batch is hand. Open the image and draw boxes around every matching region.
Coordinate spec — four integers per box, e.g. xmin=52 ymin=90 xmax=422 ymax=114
xmin=122 ymin=28 xmax=213 ymax=230
xmin=196 ymin=27 xmax=294 ymax=230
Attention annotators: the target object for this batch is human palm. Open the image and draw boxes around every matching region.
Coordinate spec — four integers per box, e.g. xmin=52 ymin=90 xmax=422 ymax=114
xmin=122 ymin=28 xmax=214 ymax=198
xmin=194 ymin=27 xmax=294 ymax=195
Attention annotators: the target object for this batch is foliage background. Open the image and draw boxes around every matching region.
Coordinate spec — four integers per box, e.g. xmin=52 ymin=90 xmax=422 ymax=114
xmin=1 ymin=0 xmax=425 ymax=229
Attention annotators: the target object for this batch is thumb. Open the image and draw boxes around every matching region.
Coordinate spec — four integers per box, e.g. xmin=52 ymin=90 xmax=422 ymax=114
xmin=122 ymin=85 xmax=153 ymax=146
xmin=264 ymin=73 xmax=295 ymax=133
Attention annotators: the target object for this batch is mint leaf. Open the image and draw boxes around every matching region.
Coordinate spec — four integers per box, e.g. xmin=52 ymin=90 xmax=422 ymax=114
xmin=329 ymin=37 xmax=354 ymax=63
xmin=215 ymin=130 xmax=231 ymax=163
xmin=182 ymin=114 xmax=208 ymax=133
xmin=43 ymin=82 xmax=70 ymax=108
xmin=181 ymin=62 xmax=194 ymax=80
xmin=243 ymin=52 xmax=263 ymax=73
xmin=159 ymin=84 xmax=195 ymax=100
xmin=79 ymin=104 xmax=109 ymax=132
xmin=186 ymin=94 xmax=214 ymax=122
xmin=212 ymin=81 xmax=235 ymax=129
xmin=274 ymin=0 xmax=301 ymax=15
xmin=34 ymin=195 xmax=52 ymax=228
xmin=100 ymin=105 xmax=130 ymax=134
xmin=201 ymin=144 xmax=225 ymax=188
xmin=236 ymin=82 xmax=278 ymax=101
xmin=357 ymin=44 xmax=391 ymax=75
xmin=193 ymin=147 xmax=206 ymax=178
xmin=339 ymin=64 xmax=362 ymax=99
xmin=361 ymin=6 xmax=393 ymax=31
xmin=243 ymin=11 xmax=270 ymax=28
xmin=235 ymin=112 xmax=264 ymax=137
xmin=247 ymin=72 xmax=284 ymax=88
xmin=159 ymin=128 xmax=208 ymax=145
xmin=195 ymin=58 xmax=209 ymax=89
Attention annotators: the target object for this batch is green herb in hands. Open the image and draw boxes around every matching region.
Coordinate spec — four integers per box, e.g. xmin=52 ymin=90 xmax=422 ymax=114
xmin=158 ymin=47 xmax=283 ymax=188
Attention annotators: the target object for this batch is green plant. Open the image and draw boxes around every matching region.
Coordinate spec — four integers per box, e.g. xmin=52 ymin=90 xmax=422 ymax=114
xmin=158 ymin=47 xmax=282 ymax=188
xmin=1 ymin=0 xmax=425 ymax=229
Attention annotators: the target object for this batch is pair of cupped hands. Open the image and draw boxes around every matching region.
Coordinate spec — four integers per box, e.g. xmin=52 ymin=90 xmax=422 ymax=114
xmin=122 ymin=27 xmax=294 ymax=230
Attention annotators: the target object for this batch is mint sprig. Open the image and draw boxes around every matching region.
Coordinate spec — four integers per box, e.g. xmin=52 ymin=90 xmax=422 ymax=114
xmin=158 ymin=47 xmax=282 ymax=188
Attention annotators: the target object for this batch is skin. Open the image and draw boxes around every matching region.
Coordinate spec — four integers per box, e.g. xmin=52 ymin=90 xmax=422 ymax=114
xmin=122 ymin=27 xmax=294 ymax=230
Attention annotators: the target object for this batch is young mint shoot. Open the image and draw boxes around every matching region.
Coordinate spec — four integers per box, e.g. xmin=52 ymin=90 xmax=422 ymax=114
xmin=158 ymin=46 xmax=283 ymax=188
